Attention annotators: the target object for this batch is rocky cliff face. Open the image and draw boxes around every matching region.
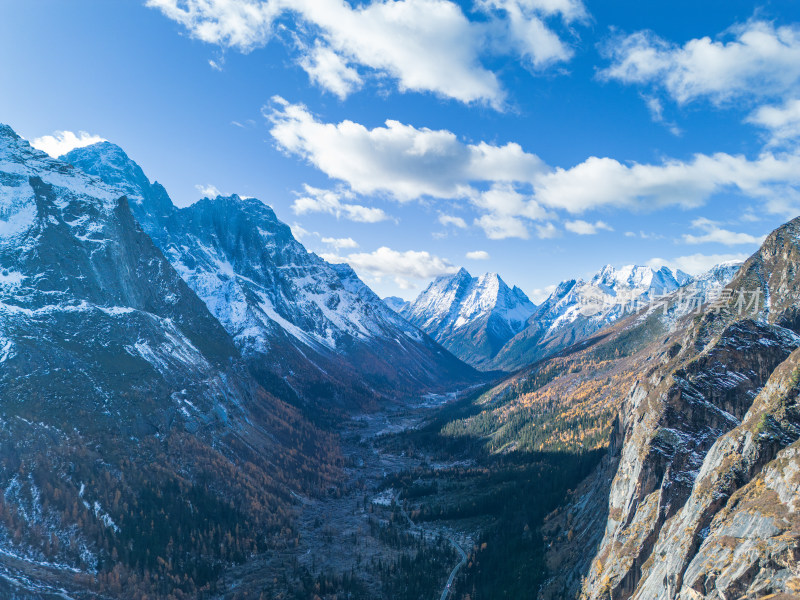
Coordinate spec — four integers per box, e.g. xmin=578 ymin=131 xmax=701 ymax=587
xmin=0 ymin=125 xmax=338 ymax=598
xmin=401 ymin=268 xmax=535 ymax=368
xmin=63 ymin=142 xmax=480 ymax=411
xmin=575 ymin=218 xmax=800 ymax=600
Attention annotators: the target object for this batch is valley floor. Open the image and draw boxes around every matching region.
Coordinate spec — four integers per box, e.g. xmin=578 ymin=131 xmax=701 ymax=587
xmin=219 ymin=392 xmax=479 ymax=600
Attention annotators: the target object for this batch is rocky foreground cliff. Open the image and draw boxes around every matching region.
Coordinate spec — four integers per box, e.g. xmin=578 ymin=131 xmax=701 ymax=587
xmin=550 ymin=218 xmax=800 ymax=600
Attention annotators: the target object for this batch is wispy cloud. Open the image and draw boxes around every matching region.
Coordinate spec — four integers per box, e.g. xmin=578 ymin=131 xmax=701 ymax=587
xmin=465 ymin=250 xmax=490 ymax=260
xmin=681 ymin=217 xmax=766 ymax=246
xmin=321 ymin=236 xmax=359 ymax=250
xmin=292 ymin=185 xmax=390 ymax=223
xmin=564 ymin=219 xmax=613 ymax=235
xmin=196 ymin=183 xmax=222 ymax=198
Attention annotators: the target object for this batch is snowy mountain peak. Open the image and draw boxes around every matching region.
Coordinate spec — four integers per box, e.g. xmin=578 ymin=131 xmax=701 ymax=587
xmin=62 ymin=142 xmax=174 ymax=234
xmin=402 ymin=269 xmax=536 ymax=367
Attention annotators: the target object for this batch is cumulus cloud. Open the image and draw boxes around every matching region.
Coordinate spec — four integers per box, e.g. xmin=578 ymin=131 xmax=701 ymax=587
xmin=31 ymin=130 xmax=106 ymax=158
xmin=681 ymin=217 xmax=766 ymax=246
xmin=438 ymin=213 xmax=468 ymax=228
xmin=470 ymin=183 xmax=550 ymax=238
xmin=292 ymin=185 xmax=390 ymax=223
xmin=268 ymin=100 xmax=800 ymax=236
xmin=321 ymin=236 xmax=359 ymax=250
xmin=647 ymin=253 xmax=749 ymax=276
xmin=600 ymin=21 xmax=800 ymax=106
xmin=533 ymin=152 xmax=800 ymax=215
xmin=747 ymin=98 xmax=800 ymax=146
xmin=322 ymin=246 xmax=458 ymax=288
xmin=148 ymin=0 xmax=584 ymax=106
xmin=479 ymin=0 xmax=583 ymax=70
xmin=465 ymin=250 xmax=490 ymax=260
xmin=535 ymin=222 xmax=559 ymax=238
xmin=267 ymin=98 xmax=546 ymax=200
xmin=564 ymin=219 xmax=613 ymax=235
xmin=146 ymin=0 xmax=279 ymax=50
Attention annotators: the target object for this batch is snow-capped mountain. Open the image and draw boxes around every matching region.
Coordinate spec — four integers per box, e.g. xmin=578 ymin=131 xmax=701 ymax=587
xmin=63 ymin=142 xmax=478 ymax=408
xmin=401 ymin=268 xmax=536 ymax=368
xmin=491 ymin=263 xmax=739 ymax=370
xmin=0 ymin=124 xmax=336 ymax=597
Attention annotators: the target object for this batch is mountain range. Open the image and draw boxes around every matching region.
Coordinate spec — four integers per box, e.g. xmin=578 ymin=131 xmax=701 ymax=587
xmin=63 ymin=141 xmax=480 ymax=414
xmin=395 ymin=263 xmax=739 ymax=372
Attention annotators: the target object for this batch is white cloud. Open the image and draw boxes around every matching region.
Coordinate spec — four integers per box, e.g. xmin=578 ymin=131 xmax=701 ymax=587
xmin=149 ymin=0 xmax=584 ymax=106
xmin=564 ymin=219 xmax=613 ymax=235
xmin=474 ymin=214 xmax=531 ymax=239
xmin=290 ymin=222 xmax=312 ymax=241
xmin=470 ymin=183 xmax=550 ymax=238
xmin=145 ymin=0 xmax=280 ymax=51
xmin=747 ymin=98 xmax=800 ymax=145
xmin=480 ymin=0 xmax=582 ymax=70
xmin=681 ymin=217 xmax=766 ymax=246
xmin=292 ymin=185 xmax=390 ymax=223
xmin=196 ymin=183 xmax=222 ymax=197
xmin=647 ymin=253 xmax=749 ymax=276
xmin=535 ymin=222 xmax=559 ymax=238
xmin=321 ymin=236 xmax=359 ymax=250
xmin=465 ymin=250 xmax=490 ymax=260
xmin=267 ymin=98 xmax=546 ymax=201
xmin=600 ymin=21 xmax=800 ymax=106
xmin=533 ymin=152 xmax=800 ymax=215
xmin=31 ymin=130 xmax=106 ymax=158
xmin=322 ymin=246 xmax=457 ymax=288
xmin=268 ymin=99 xmax=800 ymax=235
xmin=438 ymin=213 xmax=468 ymax=228
xmin=299 ymin=42 xmax=362 ymax=99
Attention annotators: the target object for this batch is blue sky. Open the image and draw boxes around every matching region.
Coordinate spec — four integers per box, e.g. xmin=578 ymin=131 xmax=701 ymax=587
xmin=3 ymin=0 xmax=800 ymax=300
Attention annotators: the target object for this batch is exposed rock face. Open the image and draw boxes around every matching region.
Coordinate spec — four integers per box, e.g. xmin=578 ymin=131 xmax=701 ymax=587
xmin=63 ymin=142 xmax=480 ymax=410
xmin=577 ymin=218 xmax=800 ymax=600
xmin=401 ymin=268 xmax=535 ymax=368
xmin=0 ymin=126 xmax=249 ymax=434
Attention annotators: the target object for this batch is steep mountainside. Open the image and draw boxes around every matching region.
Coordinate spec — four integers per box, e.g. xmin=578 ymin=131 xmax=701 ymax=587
xmin=63 ymin=142 xmax=479 ymax=412
xmin=490 ymin=264 xmax=732 ymax=371
xmin=0 ymin=125 xmax=339 ymax=598
xmin=401 ymin=268 xmax=535 ymax=368
xmin=572 ymin=218 xmax=800 ymax=600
